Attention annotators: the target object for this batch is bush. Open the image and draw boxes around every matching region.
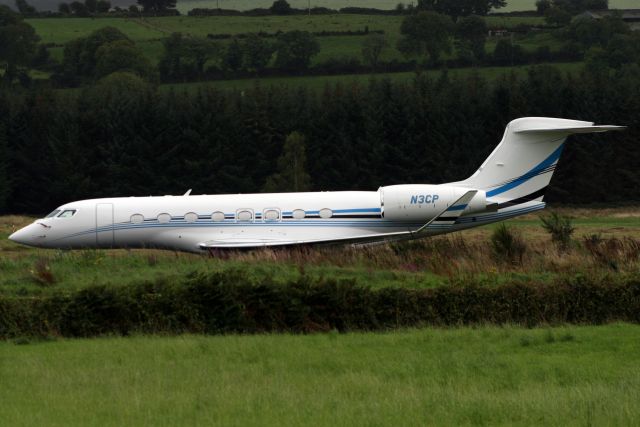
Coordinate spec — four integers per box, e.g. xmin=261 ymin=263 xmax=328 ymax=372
xmin=2 ymin=270 xmax=639 ymax=339
xmin=541 ymin=212 xmax=575 ymax=252
xmin=490 ymin=224 xmax=527 ymax=264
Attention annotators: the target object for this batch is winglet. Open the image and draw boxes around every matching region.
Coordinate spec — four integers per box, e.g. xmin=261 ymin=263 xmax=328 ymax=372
xmin=416 ymin=190 xmax=477 ymax=233
xmin=183 ymin=189 xmax=192 ymax=196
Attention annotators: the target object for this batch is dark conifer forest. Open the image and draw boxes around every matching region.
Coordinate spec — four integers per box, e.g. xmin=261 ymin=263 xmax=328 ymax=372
xmin=1 ymin=65 xmax=638 ymax=214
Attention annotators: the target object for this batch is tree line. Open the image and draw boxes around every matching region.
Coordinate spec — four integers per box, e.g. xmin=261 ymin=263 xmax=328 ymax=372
xmin=1 ymin=64 xmax=638 ymax=214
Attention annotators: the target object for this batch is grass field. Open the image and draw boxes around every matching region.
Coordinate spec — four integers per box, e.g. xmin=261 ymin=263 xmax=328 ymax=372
xmin=1 ymin=324 xmax=639 ymax=425
xmin=172 ymin=0 xmax=640 ymax=13
xmin=27 ymin=14 xmax=551 ymax=66
xmin=1 ymin=207 xmax=638 ymax=297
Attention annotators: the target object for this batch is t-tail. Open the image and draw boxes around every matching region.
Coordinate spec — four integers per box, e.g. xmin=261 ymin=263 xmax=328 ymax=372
xmin=454 ymin=117 xmax=625 ymax=210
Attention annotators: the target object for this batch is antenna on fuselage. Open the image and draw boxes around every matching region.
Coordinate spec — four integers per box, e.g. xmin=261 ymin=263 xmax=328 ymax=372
xmin=183 ymin=189 xmax=192 ymax=196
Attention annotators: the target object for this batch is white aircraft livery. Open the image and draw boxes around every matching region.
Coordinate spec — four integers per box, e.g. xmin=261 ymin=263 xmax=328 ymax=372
xmin=9 ymin=117 xmax=624 ymax=253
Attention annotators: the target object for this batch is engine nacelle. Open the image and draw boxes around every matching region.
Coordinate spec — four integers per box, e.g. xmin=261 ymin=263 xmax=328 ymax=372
xmin=380 ymin=184 xmax=488 ymax=221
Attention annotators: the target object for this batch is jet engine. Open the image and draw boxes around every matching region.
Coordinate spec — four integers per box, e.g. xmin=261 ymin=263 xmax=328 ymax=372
xmin=380 ymin=184 xmax=491 ymax=221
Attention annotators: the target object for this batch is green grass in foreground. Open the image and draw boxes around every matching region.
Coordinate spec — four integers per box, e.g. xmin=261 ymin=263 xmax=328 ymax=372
xmin=1 ymin=324 xmax=639 ymax=426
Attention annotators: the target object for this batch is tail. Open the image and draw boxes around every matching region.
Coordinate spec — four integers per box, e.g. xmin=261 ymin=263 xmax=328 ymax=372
xmin=456 ymin=117 xmax=624 ymax=208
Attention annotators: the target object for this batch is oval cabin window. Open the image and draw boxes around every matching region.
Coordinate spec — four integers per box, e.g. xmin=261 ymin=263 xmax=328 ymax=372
xmin=157 ymin=213 xmax=171 ymax=223
xmin=131 ymin=214 xmax=144 ymax=224
xmin=184 ymin=212 xmax=198 ymax=223
xmin=237 ymin=210 xmax=253 ymax=222
xmin=264 ymin=209 xmax=280 ymax=221
xmin=292 ymin=209 xmax=305 ymax=219
xmin=211 ymin=211 xmax=225 ymax=222
xmin=319 ymin=208 xmax=333 ymax=219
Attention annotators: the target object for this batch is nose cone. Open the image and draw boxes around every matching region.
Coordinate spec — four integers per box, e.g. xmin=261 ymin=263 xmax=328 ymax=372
xmin=8 ymin=224 xmax=44 ymax=247
xmin=9 ymin=228 xmax=28 ymax=245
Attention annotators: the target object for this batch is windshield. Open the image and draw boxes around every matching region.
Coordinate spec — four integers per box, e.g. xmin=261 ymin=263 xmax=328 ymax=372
xmin=58 ymin=210 xmax=77 ymax=218
xmin=45 ymin=209 xmax=61 ymax=218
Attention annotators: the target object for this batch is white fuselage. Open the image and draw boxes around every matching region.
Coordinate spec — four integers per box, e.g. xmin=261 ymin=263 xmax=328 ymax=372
xmin=8 ymin=185 xmax=544 ymax=252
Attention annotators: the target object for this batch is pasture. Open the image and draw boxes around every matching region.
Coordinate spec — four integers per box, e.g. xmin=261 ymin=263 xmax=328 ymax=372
xmin=1 ymin=207 xmax=638 ymax=297
xmin=169 ymin=0 xmax=640 ymax=14
xmin=1 ymin=324 xmax=640 ymax=426
xmin=27 ymin=14 xmax=551 ymax=66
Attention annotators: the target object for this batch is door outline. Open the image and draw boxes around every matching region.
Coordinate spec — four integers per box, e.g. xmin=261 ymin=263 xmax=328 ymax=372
xmin=96 ymin=203 xmax=114 ymax=246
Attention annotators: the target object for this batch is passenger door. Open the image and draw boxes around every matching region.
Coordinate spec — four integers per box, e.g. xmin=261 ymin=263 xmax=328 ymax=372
xmin=96 ymin=203 xmax=114 ymax=247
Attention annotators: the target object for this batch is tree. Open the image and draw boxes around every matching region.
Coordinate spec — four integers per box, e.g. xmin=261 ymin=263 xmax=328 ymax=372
xmin=223 ymin=38 xmax=243 ymax=72
xmin=0 ymin=123 xmax=8 ymax=213
xmin=128 ymin=4 xmax=139 ymax=14
xmin=270 ymin=0 xmax=292 ymax=15
xmin=158 ymin=33 xmax=219 ymax=80
xmin=85 ymin=0 xmax=97 ymax=13
xmin=492 ymin=39 xmax=525 ymax=65
xmin=137 ymin=0 xmax=176 ymax=13
xmin=15 ymin=0 xmax=36 ymax=16
xmin=361 ymin=33 xmax=387 ymax=70
xmin=58 ymin=2 xmax=71 ymax=13
xmin=397 ymin=11 xmax=454 ymax=64
xmin=0 ymin=5 xmax=39 ymax=84
xmin=455 ymin=14 xmax=487 ymax=61
xmin=263 ymin=132 xmax=311 ymax=193
xmin=565 ymin=14 xmax=628 ymax=48
xmin=96 ymin=0 xmax=111 ymax=13
xmin=242 ymin=34 xmax=273 ymax=74
xmin=535 ymin=0 xmax=551 ymax=14
xmin=544 ymin=6 xmax=572 ymax=26
xmin=417 ymin=0 xmax=506 ymax=19
xmin=95 ymin=40 xmax=157 ymax=82
xmin=274 ymin=31 xmax=320 ymax=71
xmin=69 ymin=1 xmax=89 ymax=16
xmin=59 ymin=26 xmax=131 ymax=84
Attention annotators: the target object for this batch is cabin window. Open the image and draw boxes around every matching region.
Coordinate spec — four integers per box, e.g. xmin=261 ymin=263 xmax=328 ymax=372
xmin=57 ymin=209 xmax=77 ymax=218
xmin=131 ymin=214 xmax=144 ymax=224
xmin=184 ymin=212 xmax=198 ymax=223
xmin=264 ymin=209 xmax=280 ymax=221
xmin=292 ymin=209 xmax=305 ymax=219
xmin=45 ymin=209 xmax=61 ymax=218
xmin=211 ymin=211 xmax=225 ymax=222
xmin=157 ymin=213 xmax=171 ymax=223
xmin=319 ymin=208 xmax=333 ymax=219
xmin=237 ymin=210 xmax=253 ymax=222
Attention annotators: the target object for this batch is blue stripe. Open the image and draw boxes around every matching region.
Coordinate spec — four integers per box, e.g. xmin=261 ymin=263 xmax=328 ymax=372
xmin=447 ymin=204 xmax=468 ymax=211
xmin=486 ymin=144 xmax=564 ymax=197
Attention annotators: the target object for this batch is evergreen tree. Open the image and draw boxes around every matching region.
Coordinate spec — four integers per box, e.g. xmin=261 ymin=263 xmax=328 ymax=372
xmin=263 ymin=132 xmax=311 ymax=192
xmin=223 ymin=38 xmax=243 ymax=72
xmin=0 ymin=123 xmax=8 ymax=213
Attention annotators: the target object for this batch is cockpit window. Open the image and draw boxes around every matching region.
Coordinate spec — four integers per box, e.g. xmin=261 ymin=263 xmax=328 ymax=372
xmin=45 ymin=210 xmax=61 ymax=218
xmin=57 ymin=209 xmax=77 ymax=218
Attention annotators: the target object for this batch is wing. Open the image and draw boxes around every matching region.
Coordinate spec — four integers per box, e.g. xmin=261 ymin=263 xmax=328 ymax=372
xmin=198 ymin=230 xmax=415 ymax=250
xmin=415 ymin=190 xmax=478 ymax=233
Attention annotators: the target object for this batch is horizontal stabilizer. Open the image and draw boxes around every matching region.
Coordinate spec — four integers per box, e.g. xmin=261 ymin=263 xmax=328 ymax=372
xmin=416 ymin=190 xmax=477 ymax=233
xmin=515 ymin=125 xmax=626 ymax=134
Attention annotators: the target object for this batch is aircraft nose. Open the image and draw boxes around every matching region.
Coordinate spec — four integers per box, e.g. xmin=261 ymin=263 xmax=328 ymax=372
xmin=8 ymin=228 xmax=26 ymax=244
xmin=8 ymin=224 xmax=46 ymax=247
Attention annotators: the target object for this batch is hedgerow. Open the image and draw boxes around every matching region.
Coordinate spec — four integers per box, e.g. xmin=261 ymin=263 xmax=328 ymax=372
xmin=1 ymin=271 xmax=639 ymax=339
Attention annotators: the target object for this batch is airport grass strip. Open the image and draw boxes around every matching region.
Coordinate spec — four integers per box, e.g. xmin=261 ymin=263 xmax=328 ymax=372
xmin=1 ymin=271 xmax=639 ymax=338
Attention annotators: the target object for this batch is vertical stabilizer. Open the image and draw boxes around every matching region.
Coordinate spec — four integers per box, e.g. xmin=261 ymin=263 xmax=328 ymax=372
xmin=456 ymin=117 xmax=624 ymax=207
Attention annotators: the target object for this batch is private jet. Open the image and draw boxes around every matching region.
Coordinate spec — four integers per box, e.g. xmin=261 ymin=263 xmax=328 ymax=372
xmin=9 ymin=117 xmax=624 ymax=253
